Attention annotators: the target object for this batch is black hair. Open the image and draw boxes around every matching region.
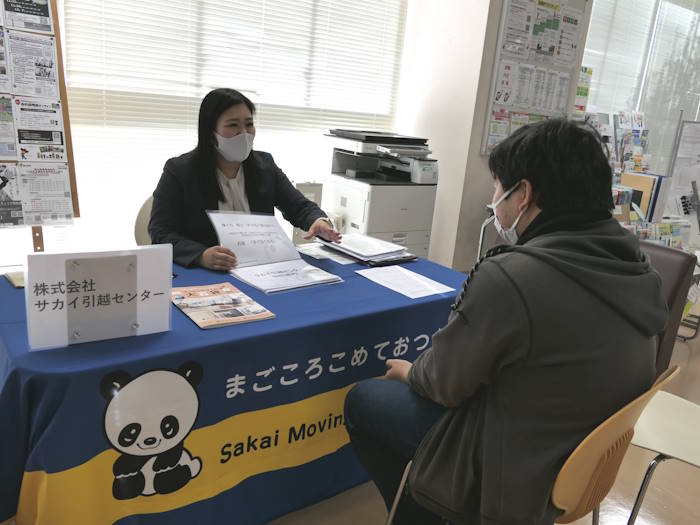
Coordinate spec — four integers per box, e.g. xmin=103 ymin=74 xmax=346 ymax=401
xmin=195 ymin=88 xmax=256 ymax=204
xmin=488 ymin=118 xmax=614 ymax=213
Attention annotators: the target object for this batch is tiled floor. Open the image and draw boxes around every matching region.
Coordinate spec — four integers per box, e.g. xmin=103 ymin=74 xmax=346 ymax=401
xmin=271 ymin=322 xmax=700 ymax=525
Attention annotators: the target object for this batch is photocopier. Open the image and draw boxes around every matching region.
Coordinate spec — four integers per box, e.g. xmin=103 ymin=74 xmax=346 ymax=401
xmin=321 ymin=130 xmax=438 ymax=258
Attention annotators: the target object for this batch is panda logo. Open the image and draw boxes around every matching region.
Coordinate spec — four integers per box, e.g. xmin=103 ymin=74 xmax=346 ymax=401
xmin=100 ymin=362 xmax=203 ymax=500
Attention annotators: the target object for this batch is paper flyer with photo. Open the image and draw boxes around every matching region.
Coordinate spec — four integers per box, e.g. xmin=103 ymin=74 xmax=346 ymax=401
xmin=531 ymin=0 xmax=561 ymax=62
xmin=502 ymin=0 xmax=536 ymax=59
xmin=494 ymin=60 xmax=516 ymax=106
xmin=487 ymin=109 xmax=510 ymax=152
xmin=513 ymin=63 xmax=535 ymax=107
xmin=0 ymin=29 xmax=12 ymax=94
xmin=0 ymin=164 xmax=22 ymax=226
xmin=3 ymin=0 xmax=54 ymax=34
xmin=0 ymin=95 xmax=17 ymax=160
xmin=12 ymin=96 xmax=66 ymax=162
xmin=555 ymin=7 xmax=582 ymax=66
xmin=171 ymin=282 xmax=275 ymax=329
xmin=8 ymin=30 xmax=58 ymax=98
xmin=17 ymin=162 xmax=73 ymax=225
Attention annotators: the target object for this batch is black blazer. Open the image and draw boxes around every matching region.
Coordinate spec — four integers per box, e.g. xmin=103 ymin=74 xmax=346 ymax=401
xmin=149 ymin=150 xmax=327 ymax=267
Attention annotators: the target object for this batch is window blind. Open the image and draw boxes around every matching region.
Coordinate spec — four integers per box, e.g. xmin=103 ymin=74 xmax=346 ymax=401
xmin=63 ymin=0 xmax=407 ymax=131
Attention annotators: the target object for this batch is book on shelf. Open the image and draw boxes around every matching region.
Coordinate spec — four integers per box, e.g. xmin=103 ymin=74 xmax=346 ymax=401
xmin=171 ymin=282 xmax=275 ymax=329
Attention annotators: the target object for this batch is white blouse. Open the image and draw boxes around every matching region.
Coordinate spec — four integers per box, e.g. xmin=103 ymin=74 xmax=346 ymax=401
xmin=216 ymin=166 xmax=251 ymax=213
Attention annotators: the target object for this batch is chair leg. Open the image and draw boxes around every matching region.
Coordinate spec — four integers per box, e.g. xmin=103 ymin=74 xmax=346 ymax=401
xmin=627 ymin=453 xmax=670 ymax=525
xmin=385 ymin=461 xmax=412 ymax=525
xmin=592 ymin=505 xmax=599 ymax=525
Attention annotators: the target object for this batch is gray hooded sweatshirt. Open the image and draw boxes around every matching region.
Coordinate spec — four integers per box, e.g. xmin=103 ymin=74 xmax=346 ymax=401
xmin=407 ymin=216 xmax=668 ymax=525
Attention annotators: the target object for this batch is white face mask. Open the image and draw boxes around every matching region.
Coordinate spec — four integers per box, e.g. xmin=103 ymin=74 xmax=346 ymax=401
xmin=214 ymin=132 xmax=254 ymax=162
xmin=488 ymin=181 xmax=527 ymax=245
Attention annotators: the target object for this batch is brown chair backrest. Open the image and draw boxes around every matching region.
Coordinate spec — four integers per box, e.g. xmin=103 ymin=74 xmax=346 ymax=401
xmin=640 ymin=241 xmax=696 ymax=377
xmin=551 ymin=365 xmax=680 ymax=523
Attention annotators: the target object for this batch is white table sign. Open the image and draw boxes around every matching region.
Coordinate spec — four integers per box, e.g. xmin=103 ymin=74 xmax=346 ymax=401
xmin=25 ymin=245 xmax=172 ymax=350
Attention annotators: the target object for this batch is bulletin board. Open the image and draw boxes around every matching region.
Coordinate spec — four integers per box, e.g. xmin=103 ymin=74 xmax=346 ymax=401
xmin=0 ymin=0 xmax=79 ymax=235
xmin=481 ymin=0 xmax=594 ymax=155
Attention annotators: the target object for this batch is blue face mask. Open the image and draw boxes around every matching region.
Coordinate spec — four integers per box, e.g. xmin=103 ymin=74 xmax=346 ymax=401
xmin=487 ymin=181 xmax=527 ymax=245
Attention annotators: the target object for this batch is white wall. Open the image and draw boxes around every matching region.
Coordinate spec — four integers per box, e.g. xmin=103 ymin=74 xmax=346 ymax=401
xmin=395 ymin=0 xmax=503 ymax=271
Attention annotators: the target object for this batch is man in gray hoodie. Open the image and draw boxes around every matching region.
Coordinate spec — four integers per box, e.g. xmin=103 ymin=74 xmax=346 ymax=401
xmin=344 ymin=118 xmax=668 ymax=525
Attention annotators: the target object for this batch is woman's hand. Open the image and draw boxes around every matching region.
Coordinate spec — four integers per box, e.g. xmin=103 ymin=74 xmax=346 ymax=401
xmin=305 ymin=217 xmax=342 ymax=243
xmin=198 ymin=246 xmax=237 ymax=271
xmin=384 ymin=359 xmax=412 ymax=384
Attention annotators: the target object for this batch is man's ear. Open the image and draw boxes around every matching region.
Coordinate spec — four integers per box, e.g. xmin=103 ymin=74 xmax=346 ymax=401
xmin=518 ymin=179 xmax=535 ymax=212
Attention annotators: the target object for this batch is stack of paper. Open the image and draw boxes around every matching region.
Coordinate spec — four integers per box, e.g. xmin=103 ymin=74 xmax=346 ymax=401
xmin=208 ymin=211 xmax=342 ymax=293
xmin=317 ymin=233 xmax=417 ymax=265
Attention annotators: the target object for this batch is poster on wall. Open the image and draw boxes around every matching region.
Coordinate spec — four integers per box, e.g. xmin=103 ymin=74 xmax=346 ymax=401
xmin=0 ymin=29 xmax=12 ymax=93
xmin=0 ymin=164 xmax=22 ymax=226
xmin=502 ymin=0 xmax=536 ymax=59
xmin=12 ymin=96 xmax=66 ymax=162
xmin=487 ymin=109 xmax=511 ymax=152
xmin=555 ymin=7 xmax=583 ymax=67
xmin=513 ymin=62 xmax=535 ymax=107
xmin=0 ymin=95 xmax=17 ymax=160
xmin=18 ymin=162 xmax=73 ymax=225
xmin=494 ymin=60 xmax=516 ymax=106
xmin=3 ymin=0 xmax=54 ymax=34
xmin=531 ymin=0 xmax=561 ymax=62
xmin=8 ymin=30 xmax=58 ymax=99
xmin=573 ymin=66 xmax=592 ymax=119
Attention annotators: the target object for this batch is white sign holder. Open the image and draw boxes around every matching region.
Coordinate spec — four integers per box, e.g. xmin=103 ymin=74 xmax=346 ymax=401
xmin=25 ymin=244 xmax=172 ymax=350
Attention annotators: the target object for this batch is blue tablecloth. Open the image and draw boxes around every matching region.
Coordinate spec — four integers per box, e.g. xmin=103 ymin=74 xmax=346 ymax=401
xmin=0 ymin=256 xmax=465 ymax=525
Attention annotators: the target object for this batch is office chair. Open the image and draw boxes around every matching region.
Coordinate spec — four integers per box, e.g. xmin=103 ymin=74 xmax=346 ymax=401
xmin=639 ymin=241 xmax=696 ymax=376
xmin=384 ymin=367 xmax=680 ymax=525
xmin=134 ymin=195 xmax=153 ymax=246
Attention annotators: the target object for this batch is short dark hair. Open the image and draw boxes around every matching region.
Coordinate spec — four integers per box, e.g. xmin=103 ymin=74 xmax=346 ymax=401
xmin=488 ymin=118 xmax=613 ymax=213
xmin=195 ymin=88 xmax=256 ymax=203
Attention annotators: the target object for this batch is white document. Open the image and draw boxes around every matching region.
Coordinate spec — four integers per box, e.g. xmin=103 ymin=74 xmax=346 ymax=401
xmin=297 ymin=242 xmax=355 ymax=265
xmin=18 ymin=162 xmax=73 ymax=225
xmin=502 ymin=0 xmax=536 ymax=59
xmin=0 ymin=95 xmax=17 ymax=160
xmin=232 ymin=259 xmax=342 ymax=294
xmin=0 ymin=29 xmax=12 ymax=93
xmin=554 ymin=72 xmax=570 ymax=113
xmin=207 ymin=211 xmax=342 ymax=293
xmin=0 ymin=164 xmax=22 ymax=226
xmin=513 ymin=63 xmax=535 ymax=107
xmin=4 ymin=0 xmax=54 ymax=33
xmin=531 ymin=67 xmax=548 ymax=110
xmin=207 ymin=211 xmax=299 ymax=267
xmin=13 ymin=96 xmax=66 ymax=162
xmin=555 ymin=7 xmax=582 ymax=66
xmin=8 ymin=30 xmax=59 ymax=98
xmin=494 ymin=60 xmax=516 ymax=106
xmin=318 ymin=232 xmax=405 ymax=260
xmin=356 ymin=266 xmax=454 ymax=299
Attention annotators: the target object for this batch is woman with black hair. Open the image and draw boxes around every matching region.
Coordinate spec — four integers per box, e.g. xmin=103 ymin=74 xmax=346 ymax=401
xmin=149 ymin=88 xmax=340 ymax=270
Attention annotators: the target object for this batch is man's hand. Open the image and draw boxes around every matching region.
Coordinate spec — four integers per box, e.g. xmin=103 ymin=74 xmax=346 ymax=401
xmin=384 ymin=359 xmax=412 ymax=384
xmin=198 ymin=246 xmax=237 ymax=271
xmin=304 ymin=217 xmax=342 ymax=243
